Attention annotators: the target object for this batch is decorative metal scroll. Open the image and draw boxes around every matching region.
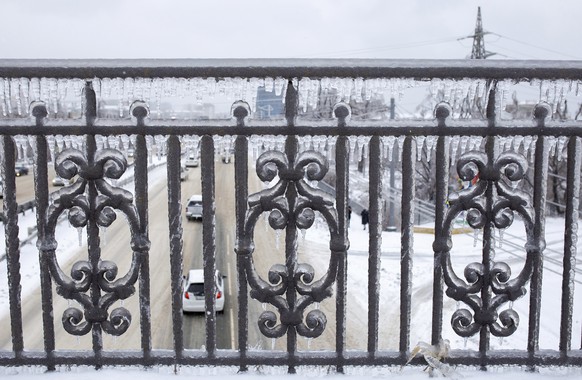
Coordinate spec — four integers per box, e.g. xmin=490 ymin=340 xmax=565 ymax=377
xmin=441 ymin=146 xmax=535 ymax=338
xmin=35 ymin=94 xmax=148 ymax=337
xmin=237 ymin=119 xmax=347 ymax=339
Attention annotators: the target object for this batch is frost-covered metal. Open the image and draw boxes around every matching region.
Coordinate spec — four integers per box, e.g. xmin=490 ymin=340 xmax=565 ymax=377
xmin=0 ymin=60 xmax=581 ymax=373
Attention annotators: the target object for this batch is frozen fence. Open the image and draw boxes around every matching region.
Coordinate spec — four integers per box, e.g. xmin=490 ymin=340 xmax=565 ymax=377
xmin=0 ymin=59 xmax=581 ymax=373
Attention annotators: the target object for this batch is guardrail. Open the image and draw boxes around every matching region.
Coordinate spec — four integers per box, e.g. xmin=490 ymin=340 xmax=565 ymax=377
xmin=0 ymin=59 xmax=581 ymax=374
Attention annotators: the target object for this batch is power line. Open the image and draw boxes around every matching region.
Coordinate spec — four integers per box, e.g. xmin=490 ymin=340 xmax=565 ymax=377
xmin=296 ymin=36 xmax=461 ymax=58
xmin=490 ymin=32 xmax=581 ymax=60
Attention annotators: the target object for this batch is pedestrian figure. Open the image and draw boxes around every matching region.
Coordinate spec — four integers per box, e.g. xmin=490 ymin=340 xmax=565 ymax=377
xmin=361 ymin=208 xmax=369 ymax=230
xmin=347 ymin=205 xmax=352 ymax=227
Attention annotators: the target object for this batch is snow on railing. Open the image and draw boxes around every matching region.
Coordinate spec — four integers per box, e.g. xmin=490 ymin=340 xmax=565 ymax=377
xmin=0 ymin=60 xmax=581 ymax=374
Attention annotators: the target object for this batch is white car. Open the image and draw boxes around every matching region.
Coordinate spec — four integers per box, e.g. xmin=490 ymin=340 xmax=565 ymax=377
xmin=185 ymin=156 xmax=199 ymax=167
xmin=182 ymin=269 xmax=225 ymax=313
xmin=185 ymin=195 xmax=203 ymax=220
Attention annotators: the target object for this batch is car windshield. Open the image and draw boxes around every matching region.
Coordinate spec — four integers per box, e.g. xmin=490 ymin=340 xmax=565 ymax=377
xmin=186 ymin=283 xmax=204 ymax=296
xmin=188 ymin=201 xmax=202 ymax=207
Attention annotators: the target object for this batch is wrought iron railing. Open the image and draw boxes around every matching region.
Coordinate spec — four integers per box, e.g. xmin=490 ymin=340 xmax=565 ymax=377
xmin=0 ymin=59 xmax=581 ymax=374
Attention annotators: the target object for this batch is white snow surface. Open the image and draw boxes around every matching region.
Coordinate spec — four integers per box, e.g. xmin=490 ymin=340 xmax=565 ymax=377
xmin=1 ymin=163 xmax=581 ymax=379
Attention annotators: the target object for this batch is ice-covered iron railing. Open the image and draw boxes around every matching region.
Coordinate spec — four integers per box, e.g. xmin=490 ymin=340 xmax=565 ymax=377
xmin=0 ymin=59 xmax=582 ymax=373
xmin=435 ymin=95 xmax=538 ymax=345
xmin=233 ymin=85 xmax=349 ymax=372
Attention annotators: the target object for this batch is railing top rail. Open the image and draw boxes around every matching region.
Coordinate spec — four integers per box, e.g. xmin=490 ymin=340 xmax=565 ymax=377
xmin=1 ymin=59 xmax=581 ymax=80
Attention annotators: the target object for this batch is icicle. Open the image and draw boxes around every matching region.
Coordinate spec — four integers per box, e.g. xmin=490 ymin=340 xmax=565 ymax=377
xmin=450 ymin=136 xmax=460 ymax=165
xmin=2 ymin=79 xmax=10 ymax=116
xmin=547 ymin=136 xmax=557 ymax=159
xmin=271 ymin=338 xmax=276 ymax=350
xmin=306 ymin=337 xmax=313 ymax=350
xmin=77 ymin=227 xmax=83 ymax=247
xmin=509 ymin=301 xmax=513 ymax=310
xmin=397 ymin=136 xmax=405 ymax=161
xmin=463 ymin=337 xmax=468 ymax=348
xmin=314 ymin=302 xmax=319 ymax=310
xmin=381 ymin=136 xmax=395 ymax=161
xmin=473 ymin=229 xmax=480 ymax=247
xmin=498 ymin=337 xmax=504 ymax=346
xmin=348 ymin=136 xmax=357 ymax=160
xmin=416 ymin=136 xmax=425 ymax=161
xmin=556 ymin=136 xmax=567 ymax=162
xmin=262 ymin=303 xmax=267 ymax=311
xmin=300 ymin=228 xmax=307 ymax=241
xmin=12 ymin=78 xmax=22 ymax=116
xmin=100 ymin=226 xmax=107 ymax=246
xmin=498 ymin=228 xmax=505 ymax=248
xmin=275 ymin=230 xmax=281 ymax=250
xmin=424 ymin=136 xmax=437 ymax=162
xmin=264 ymin=213 xmax=269 ymax=232
xmin=456 ymin=301 xmax=460 ymax=310
xmin=77 ymin=336 xmax=80 ymax=345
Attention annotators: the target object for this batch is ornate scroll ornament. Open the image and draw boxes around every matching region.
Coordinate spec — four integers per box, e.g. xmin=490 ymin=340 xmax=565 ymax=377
xmin=36 ymin=97 xmax=149 ymax=337
xmin=239 ymin=144 xmax=345 ymax=339
xmin=441 ymin=148 xmax=535 ymax=338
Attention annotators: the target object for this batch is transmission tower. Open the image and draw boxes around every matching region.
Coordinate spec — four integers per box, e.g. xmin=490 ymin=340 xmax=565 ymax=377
xmin=460 ymin=6 xmax=496 ymax=59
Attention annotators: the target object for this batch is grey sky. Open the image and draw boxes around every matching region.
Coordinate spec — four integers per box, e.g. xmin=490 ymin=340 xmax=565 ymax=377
xmin=1 ymin=0 xmax=580 ymax=60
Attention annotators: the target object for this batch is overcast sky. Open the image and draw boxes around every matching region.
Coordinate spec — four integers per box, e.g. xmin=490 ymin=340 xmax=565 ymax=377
xmin=1 ymin=0 xmax=581 ymax=60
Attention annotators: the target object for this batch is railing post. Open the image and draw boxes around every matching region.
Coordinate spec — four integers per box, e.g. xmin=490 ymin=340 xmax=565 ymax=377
xmin=528 ymin=103 xmax=550 ymax=367
xmin=284 ymin=80 xmax=299 ymax=374
xmin=132 ymin=99 xmax=153 ymax=364
xmin=334 ymin=103 xmax=350 ymax=374
xmin=431 ymin=103 xmax=451 ymax=347
xmin=559 ymin=135 xmax=580 ymax=357
xmin=31 ymin=101 xmax=55 ymax=370
xmin=400 ymin=135 xmax=416 ymax=358
xmin=201 ymin=134 xmax=217 ymax=357
xmin=367 ymin=134 xmax=382 ymax=358
xmin=165 ymin=125 xmax=184 ymax=364
xmin=233 ymin=101 xmax=251 ymax=373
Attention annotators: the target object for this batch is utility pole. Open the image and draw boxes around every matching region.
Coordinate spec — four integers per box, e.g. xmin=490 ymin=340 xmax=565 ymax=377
xmin=459 ymin=6 xmax=496 ymax=59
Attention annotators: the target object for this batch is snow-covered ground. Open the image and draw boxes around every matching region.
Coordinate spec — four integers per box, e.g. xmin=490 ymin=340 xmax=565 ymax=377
xmin=0 ymin=160 xmax=581 ymax=379
xmin=2 ymin=365 xmax=582 ymax=380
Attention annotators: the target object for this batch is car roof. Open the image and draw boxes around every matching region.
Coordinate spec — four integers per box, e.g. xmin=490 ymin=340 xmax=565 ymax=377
xmin=187 ymin=269 xmax=217 ymax=283
xmin=188 ymin=195 xmax=202 ymax=202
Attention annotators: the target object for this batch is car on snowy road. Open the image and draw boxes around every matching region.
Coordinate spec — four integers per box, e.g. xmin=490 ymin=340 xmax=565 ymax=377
xmin=14 ymin=166 xmax=29 ymax=176
xmin=182 ymin=269 xmax=226 ymax=313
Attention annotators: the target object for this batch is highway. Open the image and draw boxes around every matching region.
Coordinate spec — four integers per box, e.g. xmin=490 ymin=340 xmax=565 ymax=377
xmin=0 ymin=158 xmax=277 ymax=352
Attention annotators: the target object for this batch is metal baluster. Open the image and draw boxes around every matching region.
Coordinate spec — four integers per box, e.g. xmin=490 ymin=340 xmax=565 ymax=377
xmin=560 ymin=136 xmax=580 ymax=357
xmin=334 ymin=104 xmax=350 ymax=374
xmin=400 ymin=136 xmax=416 ymax=357
xmin=84 ymin=82 xmax=104 ymax=366
xmin=233 ymin=102 xmax=250 ymax=372
xmin=166 ymin=133 xmax=184 ymax=362
xmin=431 ymin=104 xmax=450 ymax=346
xmin=32 ymin=103 xmax=54 ymax=369
xmin=133 ymin=102 xmax=152 ymax=362
xmin=479 ymin=85 xmax=498 ymax=363
xmin=528 ymin=104 xmax=550 ymax=366
xmin=367 ymin=135 xmax=382 ymax=357
xmin=284 ymin=80 xmax=298 ymax=374
xmin=201 ymin=135 xmax=217 ymax=357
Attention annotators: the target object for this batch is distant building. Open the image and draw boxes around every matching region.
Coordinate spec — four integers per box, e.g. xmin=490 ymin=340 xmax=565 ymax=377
xmin=255 ymin=87 xmax=284 ymax=119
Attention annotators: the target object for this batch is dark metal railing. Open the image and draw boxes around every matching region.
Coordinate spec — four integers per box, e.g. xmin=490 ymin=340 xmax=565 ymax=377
xmin=0 ymin=59 xmax=581 ymax=374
